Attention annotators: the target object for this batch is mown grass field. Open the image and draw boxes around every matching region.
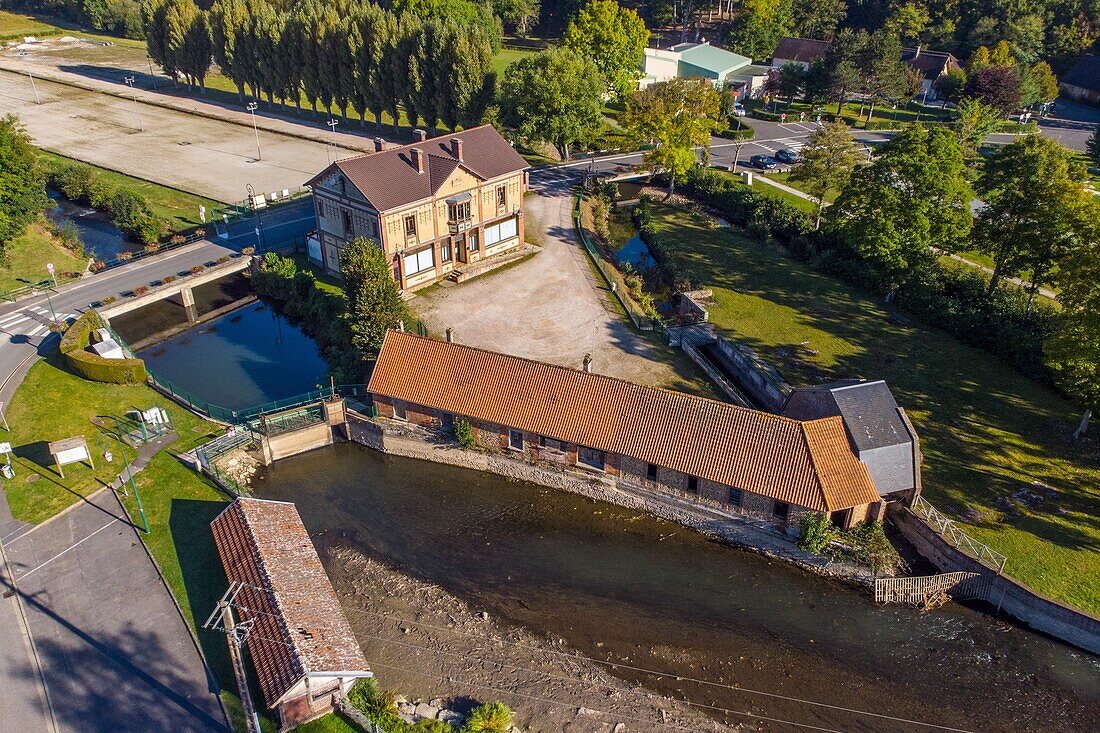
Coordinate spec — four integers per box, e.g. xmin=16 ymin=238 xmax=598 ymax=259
xmin=0 ymin=10 xmax=67 ymax=40
xmin=0 ymin=219 xmax=86 ymax=292
xmin=647 ymin=201 xmax=1100 ymax=614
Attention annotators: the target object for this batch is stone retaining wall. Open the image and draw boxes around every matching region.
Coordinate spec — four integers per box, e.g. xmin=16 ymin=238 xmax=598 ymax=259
xmin=891 ymin=506 xmax=1100 ymax=654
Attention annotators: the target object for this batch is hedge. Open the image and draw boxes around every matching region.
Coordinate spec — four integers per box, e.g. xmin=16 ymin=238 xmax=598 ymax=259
xmin=46 ymin=160 xmax=169 ymax=245
xmin=60 ymin=311 xmax=148 ymax=385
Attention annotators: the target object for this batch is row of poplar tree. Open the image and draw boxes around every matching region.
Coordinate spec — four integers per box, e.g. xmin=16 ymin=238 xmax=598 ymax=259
xmin=141 ymin=0 xmax=500 ymax=134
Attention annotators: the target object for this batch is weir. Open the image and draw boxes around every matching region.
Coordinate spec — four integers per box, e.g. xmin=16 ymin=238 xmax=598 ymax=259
xmin=99 ymin=256 xmax=252 ymax=324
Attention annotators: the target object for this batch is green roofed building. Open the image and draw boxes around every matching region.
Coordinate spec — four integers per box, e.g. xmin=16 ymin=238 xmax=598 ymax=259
xmin=641 ymin=41 xmax=769 ymax=98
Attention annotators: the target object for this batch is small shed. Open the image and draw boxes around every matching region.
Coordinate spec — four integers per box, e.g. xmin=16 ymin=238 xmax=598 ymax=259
xmin=211 ymin=498 xmax=372 ymax=731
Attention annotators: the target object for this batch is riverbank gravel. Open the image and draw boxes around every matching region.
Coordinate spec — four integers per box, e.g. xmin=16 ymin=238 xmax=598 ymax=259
xmin=321 ymin=547 xmax=745 ymax=732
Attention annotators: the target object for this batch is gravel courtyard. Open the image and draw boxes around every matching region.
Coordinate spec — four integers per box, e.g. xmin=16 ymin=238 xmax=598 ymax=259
xmin=412 ymin=174 xmax=711 ymax=393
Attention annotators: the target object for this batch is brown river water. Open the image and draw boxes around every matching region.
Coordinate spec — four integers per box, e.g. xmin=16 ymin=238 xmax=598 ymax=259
xmin=256 ymin=444 xmax=1099 ymax=732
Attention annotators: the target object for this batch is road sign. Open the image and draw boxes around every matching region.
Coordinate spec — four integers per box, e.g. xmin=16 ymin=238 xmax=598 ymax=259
xmin=0 ymin=442 xmax=11 ymax=454
xmin=200 ymin=205 xmax=207 ymax=223
xmin=46 ymin=262 xmax=54 ymax=275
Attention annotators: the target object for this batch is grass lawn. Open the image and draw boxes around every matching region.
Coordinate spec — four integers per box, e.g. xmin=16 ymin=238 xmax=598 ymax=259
xmin=763 ymin=170 xmax=840 ymax=204
xmin=492 ymin=46 xmax=534 ymax=76
xmin=647 ymin=201 xmax=1100 ymax=614
xmin=290 ymin=714 xmax=360 ymax=733
xmin=0 ymin=10 xmax=67 ymax=39
xmin=4 ymin=350 xmax=280 ymax=731
xmin=39 ymin=150 xmax=222 ymax=231
xmin=754 ymin=98 xmax=953 ymax=126
xmin=0 ymin=219 xmax=86 ymax=292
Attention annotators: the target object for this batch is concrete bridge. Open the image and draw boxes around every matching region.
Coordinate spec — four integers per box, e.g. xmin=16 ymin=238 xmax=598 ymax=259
xmin=99 ymin=255 xmax=252 ymax=324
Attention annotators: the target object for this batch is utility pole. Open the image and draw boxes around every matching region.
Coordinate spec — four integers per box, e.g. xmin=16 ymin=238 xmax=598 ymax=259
xmin=205 ymin=585 xmax=262 ymax=733
xmin=124 ymin=76 xmax=144 ymax=132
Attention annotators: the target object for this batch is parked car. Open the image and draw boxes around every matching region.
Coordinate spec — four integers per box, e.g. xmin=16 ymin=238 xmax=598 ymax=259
xmin=750 ymin=154 xmax=777 ymax=170
xmin=732 ymin=102 xmax=746 ymax=117
xmin=775 ymin=148 xmax=799 ymax=164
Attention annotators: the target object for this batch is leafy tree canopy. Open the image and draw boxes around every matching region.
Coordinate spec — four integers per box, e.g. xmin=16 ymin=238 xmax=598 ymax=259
xmin=563 ymin=0 xmax=648 ymax=101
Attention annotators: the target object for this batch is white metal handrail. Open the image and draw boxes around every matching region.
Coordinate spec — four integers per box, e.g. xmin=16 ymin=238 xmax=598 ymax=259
xmin=911 ymin=495 xmax=1007 ymax=573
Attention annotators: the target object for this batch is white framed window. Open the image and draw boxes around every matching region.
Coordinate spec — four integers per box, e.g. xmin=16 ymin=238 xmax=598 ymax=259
xmin=393 ymin=401 xmax=407 ymax=420
xmin=441 ymin=244 xmax=452 ymax=262
xmin=484 ymin=217 xmax=518 ymax=247
xmin=403 ymin=213 xmax=417 ymax=239
xmin=402 ymin=246 xmax=435 ymax=276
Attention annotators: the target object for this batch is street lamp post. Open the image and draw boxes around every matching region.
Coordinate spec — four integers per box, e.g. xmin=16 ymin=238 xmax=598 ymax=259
xmin=246 ymin=183 xmax=267 ymax=252
xmin=327 ymin=118 xmax=339 ymax=163
xmin=18 ymin=51 xmax=39 ymax=104
xmin=97 ymin=429 xmax=149 ymax=533
xmin=124 ymin=76 xmax=144 ymax=132
xmin=246 ymin=101 xmax=262 ymax=161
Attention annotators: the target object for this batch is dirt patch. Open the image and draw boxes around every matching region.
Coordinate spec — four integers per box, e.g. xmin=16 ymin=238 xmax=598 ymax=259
xmin=323 ymin=547 xmax=740 ymax=732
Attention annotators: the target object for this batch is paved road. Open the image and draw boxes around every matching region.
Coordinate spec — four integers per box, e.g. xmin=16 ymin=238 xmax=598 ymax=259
xmin=1 ymin=488 xmax=226 ymax=733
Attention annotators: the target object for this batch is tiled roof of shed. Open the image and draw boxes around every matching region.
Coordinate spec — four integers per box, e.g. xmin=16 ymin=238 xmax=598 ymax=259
xmin=1062 ymin=55 xmax=1100 ymax=92
xmin=368 ymin=331 xmax=880 ymax=512
xmin=211 ymin=498 xmax=371 ymax=708
xmin=306 ymin=125 xmax=528 ymax=213
xmin=901 ymin=48 xmax=960 ymax=79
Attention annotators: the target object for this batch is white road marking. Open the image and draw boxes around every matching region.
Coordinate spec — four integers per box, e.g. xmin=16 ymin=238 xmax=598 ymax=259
xmin=26 ymin=324 xmax=47 ymax=336
xmin=0 ymin=314 xmax=29 ymax=328
xmin=27 ymin=306 xmax=47 ymax=315
xmin=12 ymin=517 xmax=123 ymax=581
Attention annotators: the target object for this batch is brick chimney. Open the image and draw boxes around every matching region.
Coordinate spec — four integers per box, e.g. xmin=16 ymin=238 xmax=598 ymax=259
xmin=445 ymin=327 xmax=453 ymax=343
xmin=410 ymin=147 xmax=424 ymax=174
xmin=451 ymin=138 xmax=463 ymax=161
xmin=582 ymin=354 xmax=592 ymax=373
xmin=414 ymin=128 xmax=427 ymax=142
xmin=373 ymin=137 xmax=385 ymax=152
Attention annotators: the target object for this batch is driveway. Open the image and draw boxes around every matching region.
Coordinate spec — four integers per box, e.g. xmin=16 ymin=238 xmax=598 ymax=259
xmin=412 ymin=170 xmax=696 ymax=389
xmin=0 ymin=488 xmax=226 ymax=733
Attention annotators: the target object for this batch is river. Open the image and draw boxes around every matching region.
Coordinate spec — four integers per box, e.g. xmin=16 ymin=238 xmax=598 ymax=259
xmin=256 ymin=444 xmax=1099 ymax=732
xmin=46 ymin=190 xmax=136 ymax=261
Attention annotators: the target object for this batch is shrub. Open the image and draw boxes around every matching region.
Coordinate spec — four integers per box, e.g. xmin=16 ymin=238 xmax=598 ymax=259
xmin=217 ymin=255 xmax=230 ymax=264
xmin=844 ymin=520 xmax=905 ymax=576
xmin=454 ymin=417 xmax=476 ymax=449
xmin=132 ymin=285 xmax=149 ymax=296
xmin=59 ymin=311 xmax=147 ymax=385
xmin=190 ymin=265 xmax=205 ymax=275
xmin=118 ymin=251 xmax=133 ymax=261
xmin=462 ymin=703 xmax=512 ymax=733
xmin=99 ymin=295 xmax=117 ymax=305
xmin=241 ymin=246 xmax=255 ymax=255
xmin=798 ymin=512 xmax=839 ymax=554
xmin=92 ymin=260 xmax=106 ymax=271
xmin=144 ymin=243 xmax=161 ymax=254
xmin=162 ymin=275 xmax=177 ymax=284
xmin=347 ymin=679 xmax=457 ymax=733
xmin=169 ymin=234 xmax=186 ymax=246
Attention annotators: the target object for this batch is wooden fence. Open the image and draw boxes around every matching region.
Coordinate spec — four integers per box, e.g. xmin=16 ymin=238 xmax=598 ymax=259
xmin=875 ymin=571 xmax=989 ymax=606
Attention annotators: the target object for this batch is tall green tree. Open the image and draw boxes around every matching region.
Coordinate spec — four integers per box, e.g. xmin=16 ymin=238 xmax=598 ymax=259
xmin=209 ymin=0 xmax=251 ymax=102
xmin=787 ymin=120 xmax=860 ymax=229
xmin=163 ymin=0 xmax=211 ymax=92
xmin=953 ymin=97 xmax=1002 ymax=158
xmin=1087 ymin=125 xmax=1100 ymax=168
xmin=828 ymin=124 xmax=972 ymax=290
xmin=0 ymin=115 xmax=50 ymax=254
xmin=822 ymin=28 xmax=869 ymax=115
xmin=932 ymin=66 xmax=967 ymax=107
xmin=791 ymin=0 xmax=845 ymax=39
xmin=1019 ymin=60 xmax=1058 ymax=107
xmin=141 ymin=0 xmax=175 ymax=81
xmin=498 ymin=48 xmax=604 ymax=161
xmin=563 ymin=0 xmax=648 ymax=101
xmin=729 ymin=0 xmax=795 ymax=60
xmin=351 ymin=3 xmax=388 ymax=129
xmin=251 ymin=0 xmax=283 ymax=107
xmin=860 ymin=30 xmax=909 ymax=119
xmin=974 ymin=136 xmax=1094 ymax=299
xmin=622 ymin=77 xmax=721 ymax=195
xmin=777 ymin=62 xmax=805 ymax=105
xmin=1047 ymin=206 xmax=1100 ymax=438
xmin=964 ymin=65 xmax=1022 ymax=114
xmin=493 ymin=0 xmax=540 ymax=35
xmin=340 ymin=237 xmax=409 ymax=359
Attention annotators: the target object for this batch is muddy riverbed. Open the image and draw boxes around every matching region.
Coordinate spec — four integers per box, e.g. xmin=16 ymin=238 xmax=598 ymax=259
xmin=257 ymin=444 xmax=1099 ymax=732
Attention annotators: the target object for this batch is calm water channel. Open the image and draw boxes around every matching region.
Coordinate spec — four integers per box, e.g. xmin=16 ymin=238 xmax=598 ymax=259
xmin=135 ymin=301 xmax=328 ymax=410
xmin=46 ymin=190 xmax=137 ymax=261
xmin=258 ymin=444 xmax=1099 ymax=733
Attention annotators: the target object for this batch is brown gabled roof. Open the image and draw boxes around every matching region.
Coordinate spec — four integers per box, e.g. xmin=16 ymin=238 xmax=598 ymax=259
xmin=902 ymin=47 xmax=961 ymax=80
xmin=772 ymin=36 xmax=831 ymax=64
xmin=367 ymin=331 xmax=880 ymax=512
xmin=307 ymin=125 xmax=528 ymax=213
xmin=211 ymin=498 xmax=371 ymax=708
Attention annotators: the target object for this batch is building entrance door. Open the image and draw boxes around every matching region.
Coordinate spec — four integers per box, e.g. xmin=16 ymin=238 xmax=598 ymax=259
xmin=456 ymin=235 xmax=467 ymax=264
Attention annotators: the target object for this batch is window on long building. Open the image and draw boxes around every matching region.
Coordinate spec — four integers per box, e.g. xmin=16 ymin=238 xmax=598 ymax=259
xmin=509 ymin=429 xmax=524 ymax=451
xmin=773 ymin=501 xmax=789 ymax=521
xmin=578 ymin=446 xmax=604 ymax=470
xmin=728 ymin=488 xmax=743 ymax=507
xmin=646 ymin=463 xmax=658 ymax=481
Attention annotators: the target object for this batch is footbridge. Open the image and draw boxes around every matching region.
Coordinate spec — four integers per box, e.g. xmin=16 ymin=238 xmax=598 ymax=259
xmin=98 ymin=255 xmax=252 ymax=324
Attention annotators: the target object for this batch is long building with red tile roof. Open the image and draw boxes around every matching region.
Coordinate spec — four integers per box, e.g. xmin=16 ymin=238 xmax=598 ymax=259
xmin=367 ymin=331 xmax=883 ymax=526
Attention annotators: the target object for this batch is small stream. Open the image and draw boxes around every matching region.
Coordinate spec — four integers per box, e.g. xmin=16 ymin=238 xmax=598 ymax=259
xmin=45 ymin=190 xmax=137 ymax=261
xmin=257 ymin=445 xmax=1099 ymax=732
